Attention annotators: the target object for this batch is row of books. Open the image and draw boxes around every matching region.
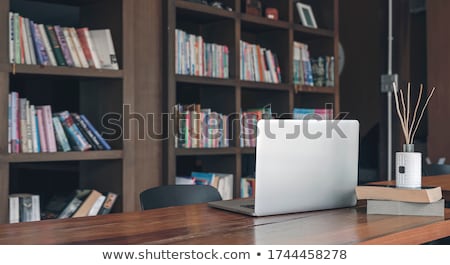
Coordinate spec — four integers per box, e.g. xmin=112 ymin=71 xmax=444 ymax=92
xmin=175 ymin=29 xmax=229 ymax=78
xmin=240 ymin=106 xmax=272 ymax=148
xmin=176 ymin=171 xmax=234 ymax=200
xmin=356 ymin=185 xmax=444 ymax=216
xmin=9 ymin=12 xmax=119 ymax=70
xmin=293 ymin=41 xmax=334 ymax=87
xmin=8 ymin=92 xmax=111 ymax=153
xmin=174 ymin=104 xmax=230 ymax=149
xmin=292 ymin=108 xmax=334 ymax=120
xmin=240 ymin=40 xmax=282 ymax=83
xmin=9 ymin=190 xmax=117 ymax=223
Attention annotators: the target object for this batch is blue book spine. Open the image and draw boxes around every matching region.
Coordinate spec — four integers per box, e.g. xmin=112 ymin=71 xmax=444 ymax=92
xmin=57 ymin=111 xmax=90 ymax=151
xmin=34 ymin=114 xmax=41 ymax=153
xmin=30 ymin=21 xmax=49 ymax=65
xmin=80 ymin=114 xmax=111 ymax=150
xmin=191 ymin=171 xmax=214 ymax=185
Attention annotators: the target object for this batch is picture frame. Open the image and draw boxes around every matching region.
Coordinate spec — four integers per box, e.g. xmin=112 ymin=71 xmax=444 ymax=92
xmin=296 ymin=2 xmax=318 ymax=28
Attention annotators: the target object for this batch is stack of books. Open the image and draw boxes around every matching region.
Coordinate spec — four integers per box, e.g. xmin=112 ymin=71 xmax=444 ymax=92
xmin=355 ymin=185 xmax=445 ymax=216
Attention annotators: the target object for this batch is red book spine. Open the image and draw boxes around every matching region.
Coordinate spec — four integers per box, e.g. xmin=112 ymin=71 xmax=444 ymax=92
xmin=76 ymin=28 xmax=95 ymax=68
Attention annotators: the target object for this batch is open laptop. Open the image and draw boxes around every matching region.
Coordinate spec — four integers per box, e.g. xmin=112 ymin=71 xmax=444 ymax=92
xmin=208 ymin=119 xmax=360 ymax=216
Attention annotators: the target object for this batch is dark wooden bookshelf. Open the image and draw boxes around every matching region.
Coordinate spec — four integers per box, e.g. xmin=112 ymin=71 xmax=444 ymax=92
xmin=10 ymin=64 xmax=124 ymax=78
xmin=295 ymin=85 xmax=336 ymax=94
xmin=5 ymin=150 xmax=123 ymax=163
xmin=0 ymin=0 xmax=163 ymax=224
xmin=165 ymin=0 xmax=340 ymax=198
xmin=175 ymin=148 xmax=238 ymax=156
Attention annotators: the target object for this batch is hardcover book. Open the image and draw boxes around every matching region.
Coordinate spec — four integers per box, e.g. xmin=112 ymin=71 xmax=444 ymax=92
xmin=72 ymin=189 xmax=103 ymax=218
xmin=366 ymin=199 xmax=445 ymax=217
xmin=89 ymin=29 xmax=119 ymax=70
xmin=355 ymin=185 xmax=442 ymax=203
xmin=97 ymin=192 xmax=118 ymax=215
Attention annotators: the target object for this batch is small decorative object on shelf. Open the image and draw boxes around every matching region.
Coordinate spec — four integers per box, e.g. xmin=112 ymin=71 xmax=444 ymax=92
xmin=296 ymin=2 xmax=317 ymax=28
xmin=265 ymin=8 xmax=278 ymax=20
xmin=245 ymin=0 xmax=262 ymax=16
xmin=393 ymin=82 xmax=436 ymax=188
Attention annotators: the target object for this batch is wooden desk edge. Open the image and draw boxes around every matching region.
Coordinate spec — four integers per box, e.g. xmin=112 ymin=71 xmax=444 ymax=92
xmin=358 ymin=218 xmax=450 ymax=244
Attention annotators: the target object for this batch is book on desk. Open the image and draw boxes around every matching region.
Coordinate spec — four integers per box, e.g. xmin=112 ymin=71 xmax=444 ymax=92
xmin=356 ymin=185 xmax=445 ymax=216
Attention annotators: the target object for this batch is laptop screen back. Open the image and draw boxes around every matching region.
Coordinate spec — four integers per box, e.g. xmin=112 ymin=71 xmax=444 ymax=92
xmin=254 ymin=119 xmax=359 ymax=216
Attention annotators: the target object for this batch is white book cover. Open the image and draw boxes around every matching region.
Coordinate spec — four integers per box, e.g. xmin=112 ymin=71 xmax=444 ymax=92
xmin=20 ymin=16 xmax=32 ymax=64
xmin=31 ymin=195 xmax=41 ymax=221
xmin=37 ymin=24 xmax=57 ymax=66
xmin=215 ymin=173 xmax=233 ymax=200
xmin=89 ymin=29 xmax=119 ymax=70
xmin=9 ymin=12 xmax=15 ymax=63
xmin=9 ymin=196 xmax=19 ymax=224
xmin=88 ymin=195 xmax=106 ymax=216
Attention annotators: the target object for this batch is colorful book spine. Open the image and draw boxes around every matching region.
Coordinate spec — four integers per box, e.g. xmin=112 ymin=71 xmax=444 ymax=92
xmin=54 ymin=25 xmax=74 ymax=67
xmin=36 ymin=108 xmax=48 ymax=152
xmin=57 ymin=111 xmax=91 ymax=151
xmin=72 ymin=113 xmax=104 ymax=150
xmin=37 ymin=24 xmax=57 ymax=66
xmin=80 ymin=114 xmax=111 ymax=150
xmin=41 ymin=105 xmax=57 ymax=152
xmin=52 ymin=116 xmax=71 ymax=152
xmin=24 ymin=17 xmax=36 ymax=65
xmin=62 ymin=27 xmax=81 ymax=68
xmin=29 ymin=20 xmax=49 ymax=65
xmin=44 ymin=25 xmax=67 ymax=66
xmin=69 ymin=27 xmax=89 ymax=68
xmin=76 ymin=27 xmax=101 ymax=69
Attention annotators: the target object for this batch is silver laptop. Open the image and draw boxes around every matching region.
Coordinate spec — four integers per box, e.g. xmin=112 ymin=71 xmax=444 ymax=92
xmin=208 ymin=119 xmax=359 ymax=216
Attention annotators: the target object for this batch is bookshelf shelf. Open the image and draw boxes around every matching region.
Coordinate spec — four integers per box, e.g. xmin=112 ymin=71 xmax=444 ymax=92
xmin=5 ymin=150 xmax=123 ymax=163
xmin=166 ymin=0 xmax=340 ymax=198
xmin=292 ymin=25 xmax=335 ymax=38
xmin=10 ymin=64 xmax=123 ymax=79
xmin=175 ymin=148 xmax=237 ymax=156
xmin=240 ymin=14 xmax=290 ymax=30
xmin=240 ymin=147 xmax=255 ymax=155
xmin=240 ymin=80 xmax=290 ymax=91
xmin=294 ymin=85 xmax=335 ymax=94
xmin=176 ymin=75 xmax=236 ymax=86
xmin=175 ymin=0 xmax=236 ymax=19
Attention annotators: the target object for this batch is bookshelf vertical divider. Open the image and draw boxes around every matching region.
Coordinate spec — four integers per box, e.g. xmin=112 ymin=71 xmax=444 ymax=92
xmin=165 ymin=0 xmax=340 ymax=197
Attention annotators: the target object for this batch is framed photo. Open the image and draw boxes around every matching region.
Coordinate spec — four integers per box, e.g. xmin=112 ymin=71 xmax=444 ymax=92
xmin=296 ymin=2 xmax=318 ymax=28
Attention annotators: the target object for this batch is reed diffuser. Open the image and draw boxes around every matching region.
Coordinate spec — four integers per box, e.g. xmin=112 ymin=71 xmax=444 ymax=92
xmin=393 ymin=82 xmax=436 ymax=188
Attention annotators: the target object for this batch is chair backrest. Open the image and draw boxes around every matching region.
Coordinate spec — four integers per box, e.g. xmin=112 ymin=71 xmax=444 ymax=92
xmin=139 ymin=185 xmax=222 ymax=210
xmin=423 ymin=164 xmax=450 ymax=176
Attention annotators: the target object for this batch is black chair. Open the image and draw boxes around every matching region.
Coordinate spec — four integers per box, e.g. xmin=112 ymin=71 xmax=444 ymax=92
xmin=423 ymin=164 xmax=450 ymax=176
xmin=139 ymin=185 xmax=222 ymax=210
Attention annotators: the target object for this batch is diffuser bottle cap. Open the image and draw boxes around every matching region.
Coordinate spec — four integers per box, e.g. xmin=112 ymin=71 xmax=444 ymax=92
xmin=403 ymin=144 xmax=415 ymax=152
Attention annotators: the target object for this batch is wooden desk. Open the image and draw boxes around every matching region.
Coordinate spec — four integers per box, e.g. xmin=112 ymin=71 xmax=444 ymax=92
xmin=1 ymin=175 xmax=450 ymax=245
